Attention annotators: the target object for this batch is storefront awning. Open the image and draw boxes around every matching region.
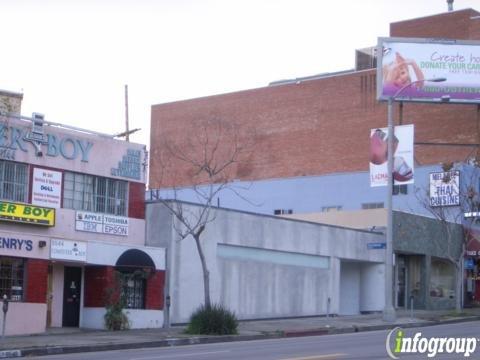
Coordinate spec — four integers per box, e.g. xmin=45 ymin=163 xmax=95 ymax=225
xmin=115 ymin=249 xmax=156 ymax=268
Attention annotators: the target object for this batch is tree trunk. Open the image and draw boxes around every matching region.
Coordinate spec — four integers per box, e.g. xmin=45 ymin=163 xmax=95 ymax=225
xmin=193 ymin=234 xmax=211 ymax=308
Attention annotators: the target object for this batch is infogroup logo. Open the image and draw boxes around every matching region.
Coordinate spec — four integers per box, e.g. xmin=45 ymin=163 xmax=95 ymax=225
xmin=386 ymin=327 xmax=478 ymax=358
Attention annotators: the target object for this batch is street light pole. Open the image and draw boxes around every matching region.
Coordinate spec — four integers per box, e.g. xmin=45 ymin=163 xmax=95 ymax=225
xmin=384 ymin=95 xmax=396 ymax=321
xmin=383 ymin=77 xmax=446 ymax=322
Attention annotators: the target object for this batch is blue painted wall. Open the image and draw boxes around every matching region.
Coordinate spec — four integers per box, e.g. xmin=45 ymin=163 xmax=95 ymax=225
xmin=147 ymin=163 xmax=478 ymax=220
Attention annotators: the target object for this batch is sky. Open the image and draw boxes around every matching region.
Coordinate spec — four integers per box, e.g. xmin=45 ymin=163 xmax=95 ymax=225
xmin=1 ymin=0 xmax=479 ymax=147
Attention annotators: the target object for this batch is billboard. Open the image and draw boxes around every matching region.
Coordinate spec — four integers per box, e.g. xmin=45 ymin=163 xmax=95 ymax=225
xmin=377 ymin=37 xmax=480 ymax=103
xmin=370 ymin=124 xmax=414 ymax=187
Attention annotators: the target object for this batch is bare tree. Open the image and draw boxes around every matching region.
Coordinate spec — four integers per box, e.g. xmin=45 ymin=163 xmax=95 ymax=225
xmin=414 ymin=162 xmax=480 ymax=312
xmin=155 ymin=118 xmax=255 ymax=308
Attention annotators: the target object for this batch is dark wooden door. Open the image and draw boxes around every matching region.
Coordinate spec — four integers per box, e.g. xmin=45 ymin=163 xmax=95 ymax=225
xmin=62 ymin=267 xmax=82 ymax=327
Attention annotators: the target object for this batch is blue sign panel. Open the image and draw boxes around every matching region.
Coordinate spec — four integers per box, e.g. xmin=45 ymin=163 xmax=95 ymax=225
xmin=367 ymin=243 xmax=386 ymax=250
xmin=465 ymin=258 xmax=475 ymax=270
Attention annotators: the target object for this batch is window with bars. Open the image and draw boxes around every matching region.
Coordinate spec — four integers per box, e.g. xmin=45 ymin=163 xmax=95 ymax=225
xmin=63 ymin=172 xmax=128 ymax=216
xmin=393 ymin=184 xmax=408 ymax=195
xmin=0 ymin=160 xmax=28 ymax=203
xmin=121 ymin=271 xmax=145 ymax=309
xmin=321 ymin=206 xmax=342 ymax=212
xmin=362 ymin=202 xmax=385 ymax=209
xmin=273 ymin=209 xmax=293 ymax=215
xmin=0 ymin=257 xmax=25 ymax=301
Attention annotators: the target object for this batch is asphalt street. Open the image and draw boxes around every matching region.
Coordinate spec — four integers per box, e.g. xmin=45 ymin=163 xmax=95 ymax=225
xmin=30 ymin=320 xmax=480 ymax=360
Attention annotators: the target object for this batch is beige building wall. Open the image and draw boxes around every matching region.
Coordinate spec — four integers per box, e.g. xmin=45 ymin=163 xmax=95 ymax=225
xmin=282 ymin=208 xmax=387 ymax=230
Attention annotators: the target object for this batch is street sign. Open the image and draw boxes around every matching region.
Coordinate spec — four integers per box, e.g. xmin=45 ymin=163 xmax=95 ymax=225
xmin=367 ymin=243 xmax=386 ymax=250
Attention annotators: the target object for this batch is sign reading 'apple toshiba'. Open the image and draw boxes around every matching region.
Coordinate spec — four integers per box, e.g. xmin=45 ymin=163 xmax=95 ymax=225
xmin=0 ymin=201 xmax=55 ymax=226
xmin=75 ymin=211 xmax=128 ymax=236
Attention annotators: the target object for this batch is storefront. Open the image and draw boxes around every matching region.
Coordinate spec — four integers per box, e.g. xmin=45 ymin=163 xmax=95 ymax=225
xmin=393 ymin=212 xmax=463 ymax=311
xmin=0 ymin=99 xmax=165 ymax=335
xmin=465 ymin=231 xmax=480 ymax=307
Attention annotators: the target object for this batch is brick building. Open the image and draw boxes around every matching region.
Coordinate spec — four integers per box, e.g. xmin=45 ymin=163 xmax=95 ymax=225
xmin=150 ymin=8 xmax=480 ymax=189
xmin=0 ymin=91 xmax=165 ymax=335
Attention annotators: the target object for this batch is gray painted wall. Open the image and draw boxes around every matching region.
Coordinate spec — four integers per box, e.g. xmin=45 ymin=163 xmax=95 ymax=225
xmin=146 ymin=201 xmax=385 ymax=323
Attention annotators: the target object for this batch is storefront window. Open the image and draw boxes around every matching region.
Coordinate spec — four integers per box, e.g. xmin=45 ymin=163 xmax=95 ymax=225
xmin=63 ymin=171 xmax=128 ymax=216
xmin=120 ymin=270 xmax=145 ymax=309
xmin=0 ymin=257 xmax=24 ymax=301
xmin=0 ymin=160 xmax=28 ymax=203
xmin=430 ymin=258 xmax=455 ymax=299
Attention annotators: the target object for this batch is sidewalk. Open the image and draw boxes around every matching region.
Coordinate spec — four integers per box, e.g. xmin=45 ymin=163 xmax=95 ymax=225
xmin=1 ymin=308 xmax=480 ymax=358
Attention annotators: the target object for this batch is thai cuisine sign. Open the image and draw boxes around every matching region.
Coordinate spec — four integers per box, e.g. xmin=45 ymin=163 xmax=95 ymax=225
xmin=429 ymin=170 xmax=460 ymax=207
xmin=369 ymin=124 xmax=414 ymax=187
xmin=377 ymin=37 xmax=480 ymax=103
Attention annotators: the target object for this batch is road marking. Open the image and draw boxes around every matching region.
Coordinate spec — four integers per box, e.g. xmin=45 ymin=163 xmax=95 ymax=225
xmin=279 ymin=354 xmax=347 ymax=360
xmin=130 ymin=350 xmax=230 ymax=360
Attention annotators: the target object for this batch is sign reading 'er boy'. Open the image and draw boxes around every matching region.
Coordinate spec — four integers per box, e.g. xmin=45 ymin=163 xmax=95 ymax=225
xmin=0 ymin=201 xmax=55 ymax=226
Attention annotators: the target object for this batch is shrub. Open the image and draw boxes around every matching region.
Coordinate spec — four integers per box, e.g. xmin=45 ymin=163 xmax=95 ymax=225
xmin=103 ymin=271 xmax=130 ymax=331
xmin=104 ymin=301 xmax=130 ymax=331
xmin=185 ymin=304 xmax=238 ymax=335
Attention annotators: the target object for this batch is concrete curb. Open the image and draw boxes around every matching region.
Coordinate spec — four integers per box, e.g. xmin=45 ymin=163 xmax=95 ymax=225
xmin=1 ymin=316 xmax=479 ymax=358
xmin=283 ymin=315 xmax=480 ymax=337
xmin=0 ymin=333 xmax=283 ymax=358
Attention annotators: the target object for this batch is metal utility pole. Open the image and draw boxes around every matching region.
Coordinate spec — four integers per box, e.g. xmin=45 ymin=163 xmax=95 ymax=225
xmin=383 ymin=77 xmax=446 ymax=322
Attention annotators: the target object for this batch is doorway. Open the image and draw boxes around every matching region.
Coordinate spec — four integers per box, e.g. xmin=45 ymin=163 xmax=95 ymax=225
xmin=62 ymin=267 xmax=82 ymax=327
xmin=397 ymin=256 xmax=406 ymax=308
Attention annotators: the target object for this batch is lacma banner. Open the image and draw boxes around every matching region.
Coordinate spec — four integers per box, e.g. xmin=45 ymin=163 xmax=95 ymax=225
xmin=377 ymin=37 xmax=480 ymax=103
xmin=370 ymin=124 xmax=414 ymax=187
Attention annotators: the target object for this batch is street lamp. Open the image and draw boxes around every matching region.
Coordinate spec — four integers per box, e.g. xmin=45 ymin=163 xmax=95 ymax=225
xmin=383 ymin=77 xmax=446 ymax=322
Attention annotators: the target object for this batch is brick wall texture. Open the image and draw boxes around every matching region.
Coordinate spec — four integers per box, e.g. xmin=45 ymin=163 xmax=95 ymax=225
xmin=145 ymin=270 xmax=165 ymax=310
xmin=84 ymin=266 xmax=115 ymax=307
xmin=25 ymin=259 xmax=48 ymax=303
xmin=128 ymin=181 xmax=146 ymax=219
xmin=84 ymin=266 xmax=165 ymax=310
xmin=149 ymin=8 xmax=480 ymax=189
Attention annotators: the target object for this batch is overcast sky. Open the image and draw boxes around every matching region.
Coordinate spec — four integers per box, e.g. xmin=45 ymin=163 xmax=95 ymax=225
xmin=1 ymin=0 xmax=479 ymax=146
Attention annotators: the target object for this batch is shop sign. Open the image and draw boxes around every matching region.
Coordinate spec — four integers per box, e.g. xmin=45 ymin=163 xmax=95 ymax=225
xmin=466 ymin=250 xmax=479 ymax=257
xmin=0 ymin=236 xmax=33 ymax=251
xmin=0 ymin=124 xmax=93 ymax=162
xmin=465 ymin=258 xmax=475 ymax=270
xmin=429 ymin=170 xmax=460 ymax=207
xmin=51 ymin=239 xmax=87 ymax=262
xmin=75 ymin=211 xmax=128 ymax=236
xmin=111 ymin=149 xmax=142 ymax=180
xmin=0 ymin=201 xmax=55 ymax=226
xmin=32 ymin=168 xmax=62 ymax=208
